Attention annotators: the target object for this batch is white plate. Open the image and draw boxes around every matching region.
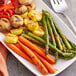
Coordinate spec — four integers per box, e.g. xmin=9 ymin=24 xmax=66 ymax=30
xmin=0 ymin=0 xmax=76 ymax=76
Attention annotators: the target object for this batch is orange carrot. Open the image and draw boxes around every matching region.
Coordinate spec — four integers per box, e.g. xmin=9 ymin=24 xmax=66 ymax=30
xmin=18 ymin=36 xmax=55 ymax=64
xmin=34 ymin=52 xmax=57 ymax=74
xmin=34 ymin=44 xmax=45 ymax=53
xmin=18 ymin=41 xmax=48 ymax=75
xmin=14 ymin=43 xmax=23 ymax=50
xmin=6 ymin=43 xmax=34 ymax=64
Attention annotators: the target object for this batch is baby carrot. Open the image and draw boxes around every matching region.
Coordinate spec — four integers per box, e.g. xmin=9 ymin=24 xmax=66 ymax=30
xmin=18 ymin=36 xmax=55 ymax=64
xmin=18 ymin=41 xmax=48 ymax=75
xmin=34 ymin=44 xmax=45 ymax=53
xmin=34 ymin=52 xmax=57 ymax=74
xmin=6 ymin=43 xmax=33 ymax=64
xmin=14 ymin=43 xmax=23 ymax=50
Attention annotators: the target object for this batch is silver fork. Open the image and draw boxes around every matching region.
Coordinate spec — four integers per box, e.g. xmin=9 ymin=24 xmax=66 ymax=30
xmin=50 ymin=0 xmax=76 ymax=33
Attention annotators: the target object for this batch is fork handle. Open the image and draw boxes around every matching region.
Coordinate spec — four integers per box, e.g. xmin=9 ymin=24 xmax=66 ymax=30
xmin=62 ymin=13 xmax=76 ymax=33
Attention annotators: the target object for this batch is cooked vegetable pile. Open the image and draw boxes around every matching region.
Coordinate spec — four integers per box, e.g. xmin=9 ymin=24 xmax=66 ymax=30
xmin=0 ymin=0 xmax=76 ymax=75
xmin=6 ymin=36 xmax=57 ymax=75
xmin=21 ymin=10 xmax=76 ymax=61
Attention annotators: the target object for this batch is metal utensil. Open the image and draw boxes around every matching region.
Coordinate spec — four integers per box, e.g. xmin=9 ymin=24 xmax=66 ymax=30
xmin=50 ymin=0 xmax=76 ymax=33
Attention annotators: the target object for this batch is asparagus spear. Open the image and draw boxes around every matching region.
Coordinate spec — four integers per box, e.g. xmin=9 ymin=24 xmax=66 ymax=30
xmin=21 ymin=34 xmax=43 ymax=45
xmin=53 ymin=19 xmax=67 ymax=52
xmin=26 ymin=31 xmax=73 ymax=57
xmin=59 ymin=54 xmax=75 ymax=60
xmin=43 ymin=10 xmax=67 ymax=52
xmin=47 ymin=12 xmax=66 ymax=52
xmin=47 ymin=18 xmax=56 ymax=47
xmin=49 ymin=51 xmax=58 ymax=62
xmin=67 ymin=39 xmax=76 ymax=48
xmin=55 ymin=52 xmax=58 ymax=62
xmin=66 ymin=50 xmax=76 ymax=54
xmin=47 ymin=18 xmax=58 ymax=62
xmin=42 ymin=14 xmax=49 ymax=55
xmin=59 ymin=35 xmax=67 ymax=52
xmin=42 ymin=10 xmax=63 ymax=51
xmin=22 ymin=33 xmax=76 ymax=54
xmin=49 ymin=50 xmax=75 ymax=60
xmin=38 ymin=21 xmax=43 ymax=26
xmin=43 ymin=10 xmax=72 ymax=50
xmin=55 ymin=24 xmax=72 ymax=50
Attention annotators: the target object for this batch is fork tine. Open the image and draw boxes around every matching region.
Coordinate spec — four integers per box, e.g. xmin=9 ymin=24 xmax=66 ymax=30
xmin=57 ymin=0 xmax=59 ymax=4
xmin=53 ymin=0 xmax=56 ymax=4
xmin=58 ymin=0 xmax=63 ymax=3
xmin=57 ymin=0 xmax=63 ymax=4
xmin=53 ymin=0 xmax=58 ymax=4
xmin=53 ymin=0 xmax=60 ymax=5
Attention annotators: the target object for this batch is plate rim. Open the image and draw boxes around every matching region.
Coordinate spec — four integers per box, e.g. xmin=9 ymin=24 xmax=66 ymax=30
xmin=1 ymin=0 xmax=76 ymax=76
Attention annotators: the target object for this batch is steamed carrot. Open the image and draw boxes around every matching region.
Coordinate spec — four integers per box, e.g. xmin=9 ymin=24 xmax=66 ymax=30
xmin=34 ymin=52 xmax=57 ymax=73
xmin=34 ymin=44 xmax=45 ymax=53
xmin=6 ymin=43 xmax=34 ymax=64
xmin=14 ymin=43 xmax=23 ymax=50
xmin=18 ymin=41 xmax=48 ymax=75
xmin=18 ymin=36 xmax=55 ymax=64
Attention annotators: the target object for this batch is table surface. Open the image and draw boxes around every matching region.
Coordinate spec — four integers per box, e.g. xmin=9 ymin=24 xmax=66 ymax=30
xmin=7 ymin=0 xmax=76 ymax=76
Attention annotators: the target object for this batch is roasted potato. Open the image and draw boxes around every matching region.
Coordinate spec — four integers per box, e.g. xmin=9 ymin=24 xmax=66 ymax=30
xmin=27 ymin=2 xmax=36 ymax=11
xmin=15 ymin=5 xmax=27 ymax=14
xmin=0 ymin=18 xmax=10 ymax=32
xmin=10 ymin=15 xmax=23 ymax=28
xmin=18 ymin=0 xmax=33 ymax=5
xmin=28 ymin=10 xmax=42 ymax=21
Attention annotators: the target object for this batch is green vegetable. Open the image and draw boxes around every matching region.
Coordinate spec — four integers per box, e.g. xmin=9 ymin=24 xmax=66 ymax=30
xmin=55 ymin=52 xmax=58 ymax=62
xmin=55 ymin=23 xmax=72 ymax=50
xmin=58 ymin=34 xmax=67 ymax=52
xmin=43 ymin=10 xmax=63 ymax=51
xmin=47 ymin=18 xmax=56 ymax=47
xmin=43 ymin=10 xmax=72 ymax=50
xmin=59 ymin=54 xmax=75 ymax=60
xmin=21 ymin=34 xmax=42 ymax=45
xmin=47 ymin=17 xmax=58 ymax=62
xmin=38 ymin=21 xmax=43 ymax=26
xmin=67 ymin=39 xmax=76 ymax=48
xmin=42 ymin=14 xmax=49 ymax=55
xmin=66 ymin=50 xmax=76 ymax=54
xmin=26 ymin=31 xmax=73 ymax=57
